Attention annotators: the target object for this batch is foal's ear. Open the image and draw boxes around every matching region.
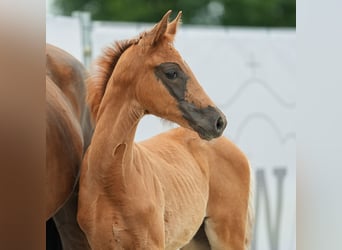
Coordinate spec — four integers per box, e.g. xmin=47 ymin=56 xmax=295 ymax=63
xmin=150 ymin=10 xmax=172 ymax=45
xmin=167 ymin=11 xmax=182 ymax=36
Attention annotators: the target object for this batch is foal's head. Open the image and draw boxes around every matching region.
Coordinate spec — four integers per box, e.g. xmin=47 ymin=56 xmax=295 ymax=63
xmin=90 ymin=10 xmax=227 ymax=140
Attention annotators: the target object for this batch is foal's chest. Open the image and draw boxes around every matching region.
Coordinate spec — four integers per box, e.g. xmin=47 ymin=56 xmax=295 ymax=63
xmin=158 ymin=163 xmax=209 ymax=249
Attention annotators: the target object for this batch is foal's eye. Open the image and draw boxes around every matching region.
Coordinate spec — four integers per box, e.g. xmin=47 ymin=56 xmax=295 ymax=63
xmin=165 ymin=71 xmax=177 ymax=80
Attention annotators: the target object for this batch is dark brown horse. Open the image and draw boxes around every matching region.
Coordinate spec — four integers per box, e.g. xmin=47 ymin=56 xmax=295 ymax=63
xmin=46 ymin=44 xmax=92 ymax=249
xmin=78 ymin=11 xmax=253 ymax=250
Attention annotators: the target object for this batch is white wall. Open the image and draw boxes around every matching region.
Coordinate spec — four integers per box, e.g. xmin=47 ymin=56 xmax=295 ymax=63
xmin=46 ymin=15 xmax=83 ymax=62
xmin=46 ymin=16 xmax=295 ymax=250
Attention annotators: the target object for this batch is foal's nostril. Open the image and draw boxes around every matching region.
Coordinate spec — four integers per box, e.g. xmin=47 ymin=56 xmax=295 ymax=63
xmin=215 ymin=116 xmax=225 ymax=132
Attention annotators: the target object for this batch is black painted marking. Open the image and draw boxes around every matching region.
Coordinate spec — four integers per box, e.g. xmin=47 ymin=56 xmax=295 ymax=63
xmin=154 ymin=62 xmax=188 ymax=101
xmin=154 ymin=62 xmax=227 ymax=140
xmin=179 ymin=101 xmax=226 ymax=140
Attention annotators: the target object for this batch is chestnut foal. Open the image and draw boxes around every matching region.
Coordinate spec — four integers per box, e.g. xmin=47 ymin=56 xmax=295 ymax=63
xmin=78 ymin=11 xmax=253 ymax=250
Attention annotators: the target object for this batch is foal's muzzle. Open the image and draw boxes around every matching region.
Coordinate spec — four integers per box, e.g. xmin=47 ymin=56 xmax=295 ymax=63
xmin=179 ymin=102 xmax=227 ymax=140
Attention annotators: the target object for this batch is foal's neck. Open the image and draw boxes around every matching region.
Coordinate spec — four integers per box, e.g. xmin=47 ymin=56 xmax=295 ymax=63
xmin=93 ymin=78 xmax=144 ymax=162
xmin=88 ymin=77 xmax=146 ymax=198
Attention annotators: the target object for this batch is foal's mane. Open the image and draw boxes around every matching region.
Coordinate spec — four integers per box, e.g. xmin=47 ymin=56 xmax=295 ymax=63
xmin=87 ymin=38 xmax=140 ymax=122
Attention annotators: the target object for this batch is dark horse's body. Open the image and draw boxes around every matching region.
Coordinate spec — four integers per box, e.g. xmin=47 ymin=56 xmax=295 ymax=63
xmin=46 ymin=44 xmax=92 ymax=249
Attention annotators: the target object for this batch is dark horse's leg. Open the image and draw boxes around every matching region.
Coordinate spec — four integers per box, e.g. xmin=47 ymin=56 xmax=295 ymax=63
xmin=46 ymin=186 xmax=90 ymax=250
xmin=53 ymin=183 xmax=91 ymax=250
xmin=46 ymin=218 xmax=62 ymax=250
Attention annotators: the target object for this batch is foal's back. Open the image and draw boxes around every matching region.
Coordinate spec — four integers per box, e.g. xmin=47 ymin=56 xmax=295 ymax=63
xmin=138 ymin=127 xmax=252 ymax=249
